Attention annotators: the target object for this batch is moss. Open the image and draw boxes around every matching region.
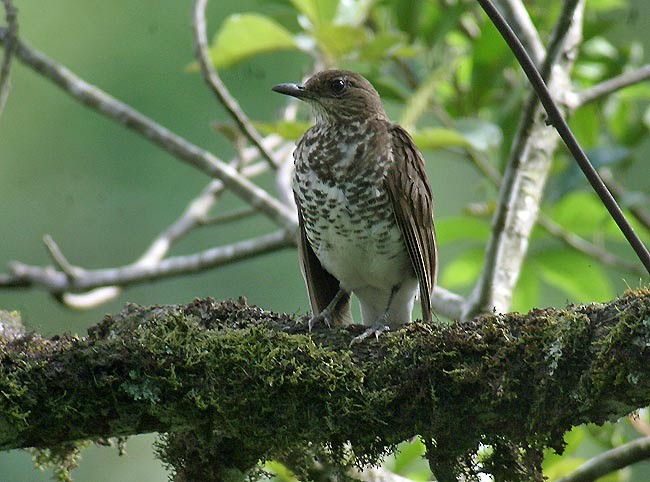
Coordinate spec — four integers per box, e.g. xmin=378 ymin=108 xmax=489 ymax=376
xmin=1 ymin=291 xmax=649 ymax=481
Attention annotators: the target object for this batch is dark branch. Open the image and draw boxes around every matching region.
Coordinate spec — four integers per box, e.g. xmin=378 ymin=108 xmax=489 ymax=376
xmin=0 ymin=289 xmax=649 ymax=481
xmin=476 ymin=0 xmax=650 ymax=275
xmin=556 ymin=435 xmax=650 ymax=482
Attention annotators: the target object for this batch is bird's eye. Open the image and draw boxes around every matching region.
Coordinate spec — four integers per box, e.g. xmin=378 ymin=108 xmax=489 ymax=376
xmin=330 ymin=78 xmax=347 ymax=94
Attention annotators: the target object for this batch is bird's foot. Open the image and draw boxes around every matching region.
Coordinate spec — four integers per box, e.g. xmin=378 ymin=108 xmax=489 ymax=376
xmin=349 ymin=324 xmax=390 ymax=346
xmin=308 ymin=309 xmax=332 ymax=332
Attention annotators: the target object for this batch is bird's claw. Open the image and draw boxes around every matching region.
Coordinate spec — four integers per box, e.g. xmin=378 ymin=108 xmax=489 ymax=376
xmin=349 ymin=324 xmax=390 ymax=346
xmin=308 ymin=310 xmax=332 ymax=332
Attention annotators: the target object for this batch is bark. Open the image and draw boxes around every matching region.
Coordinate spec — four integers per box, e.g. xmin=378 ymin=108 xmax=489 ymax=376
xmin=0 ymin=288 xmax=649 ymax=481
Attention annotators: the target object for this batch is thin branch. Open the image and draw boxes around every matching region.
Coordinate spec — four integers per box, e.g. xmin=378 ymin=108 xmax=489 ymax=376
xmin=574 ymin=64 xmax=650 ymax=107
xmin=556 ymin=436 xmax=650 ymax=482
xmin=492 ymin=0 xmax=545 ymax=65
xmin=42 ymin=234 xmax=81 ymax=279
xmin=0 ymin=0 xmax=17 ymax=116
xmin=0 ymin=28 xmax=297 ymax=232
xmin=192 ymin=0 xmax=280 ymax=170
xmin=536 ymin=216 xmax=646 ymax=276
xmin=4 ymin=230 xmax=295 ymax=292
xmin=198 ymin=206 xmax=258 ymax=226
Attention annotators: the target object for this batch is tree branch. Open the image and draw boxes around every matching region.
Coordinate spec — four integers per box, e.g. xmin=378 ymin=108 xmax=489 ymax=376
xmin=574 ymin=64 xmax=650 ymax=108
xmin=0 ymin=288 xmax=648 ymax=481
xmin=192 ymin=0 xmax=280 ymax=170
xmin=3 ymin=230 xmax=294 ymax=292
xmin=556 ymin=435 xmax=650 ymax=482
xmin=466 ymin=0 xmax=586 ymax=319
xmin=0 ymin=0 xmax=17 ymax=116
xmin=492 ymin=0 xmax=545 ymax=65
xmin=0 ymin=28 xmax=296 ymax=232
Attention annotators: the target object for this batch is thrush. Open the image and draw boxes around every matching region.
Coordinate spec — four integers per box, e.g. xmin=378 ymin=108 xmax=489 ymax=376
xmin=272 ymin=69 xmax=437 ymax=341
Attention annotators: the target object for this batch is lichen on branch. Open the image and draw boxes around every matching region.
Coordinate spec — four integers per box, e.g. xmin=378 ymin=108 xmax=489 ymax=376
xmin=0 ymin=288 xmax=649 ymax=481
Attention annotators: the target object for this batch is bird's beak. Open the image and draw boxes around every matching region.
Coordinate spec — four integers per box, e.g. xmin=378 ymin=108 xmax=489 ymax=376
xmin=272 ymin=82 xmax=309 ymax=99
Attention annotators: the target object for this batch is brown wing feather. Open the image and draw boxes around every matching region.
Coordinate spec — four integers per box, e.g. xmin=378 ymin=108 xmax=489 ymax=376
xmin=385 ymin=124 xmax=438 ymax=323
xmin=296 ymin=200 xmax=352 ymax=325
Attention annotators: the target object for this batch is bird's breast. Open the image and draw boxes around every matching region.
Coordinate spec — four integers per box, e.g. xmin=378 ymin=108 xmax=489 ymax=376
xmin=294 ymin=167 xmax=410 ymax=290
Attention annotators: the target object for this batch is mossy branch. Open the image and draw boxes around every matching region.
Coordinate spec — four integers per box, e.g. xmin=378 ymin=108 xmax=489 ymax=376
xmin=1 ymin=288 xmax=649 ymax=481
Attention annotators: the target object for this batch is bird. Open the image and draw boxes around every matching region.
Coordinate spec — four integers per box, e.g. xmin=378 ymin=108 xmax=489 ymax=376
xmin=272 ymin=69 xmax=437 ymax=341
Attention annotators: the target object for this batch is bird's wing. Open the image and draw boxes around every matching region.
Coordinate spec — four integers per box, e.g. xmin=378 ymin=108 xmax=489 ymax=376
xmin=385 ymin=124 xmax=438 ymax=323
xmin=296 ymin=200 xmax=352 ymax=325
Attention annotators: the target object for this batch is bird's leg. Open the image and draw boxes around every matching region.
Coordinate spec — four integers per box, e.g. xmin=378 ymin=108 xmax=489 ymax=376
xmin=308 ymin=288 xmax=347 ymax=331
xmin=350 ymin=285 xmax=400 ymax=345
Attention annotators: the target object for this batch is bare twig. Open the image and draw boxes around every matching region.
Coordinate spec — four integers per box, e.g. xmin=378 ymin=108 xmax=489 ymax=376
xmin=492 ymin=0 xmax=545 ymax=65
xmin=198 ymin=206 xmax=258 ymax=226
xmin=574 ymin=64 xmax=650 ymax=107
xmin=0 ymin=0 xmax=17 ymax=116
xmin=5 ymin=230 xmax=295 ymax=292
xmin=192 ymin=0 xmax=280 ymax=170
xmin=0 ymin=29 xmax=296 ymax=232
xmin=42 ymin=235 xmax=81 ymax=279
xmin=556 ymin=436 xmax=650 ymax=482
xmin=465 ymin=0 xmax=586 ymax=319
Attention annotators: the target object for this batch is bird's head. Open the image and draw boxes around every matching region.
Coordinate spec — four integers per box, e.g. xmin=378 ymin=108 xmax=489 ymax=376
xmin=272 ymin=69 xmax=387 ymax=124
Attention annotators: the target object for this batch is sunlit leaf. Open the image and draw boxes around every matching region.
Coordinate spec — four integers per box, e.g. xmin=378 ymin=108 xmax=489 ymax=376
xmin=543 ymin=456 xmax=587 ymax=481
xmin=534 ymin=249 xmax=613 ymax=302
xmin=265 ymin=460 xmax=297 ymax=481
xmin=209 ymin=14 xmax=297 ymax=68
xmin=441 ymin=248 xmax=484 ymax=288
xmin=391 ymin=439 xmax=429 ymax=478
xmin=550 ymin=192 xmax=609 ymax=237
xmin=586 ymin=0 xmax=627 ymax=11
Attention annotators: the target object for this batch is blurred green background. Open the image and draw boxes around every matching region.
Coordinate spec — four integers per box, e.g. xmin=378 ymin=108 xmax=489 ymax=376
xmin=0 ymin=0 xmax=649 ymax=480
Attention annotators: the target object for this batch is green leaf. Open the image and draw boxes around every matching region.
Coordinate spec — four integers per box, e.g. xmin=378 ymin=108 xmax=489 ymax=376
xmin=512 ymin=263 xmax=540 ymax=313
xmin=543 ymin=456 xmax=587 ymax=481
xmin=435 ymin=217 xmax=491 ymax=246
xmin=455 ymin=118 xmax=503 ymax=152
xmin=534 ymin=249 xmax=613 ymax=302
xmin=413 ymin=127 xmax=469 ymax=151
xmin=313 ymin=23 xmax=368 ymax=58
xmin=289 ymin=0 xmax=338 ymax=26
xmin=391 ymin=438 xmax=425 ymax=474
xmin=358 ymin=32 xmax=406 ymax=61
xmin=441 ymin=248 xmax=484 ymax=288
xmin=411 ymin=128 xmax=469 ymax=151
xmin=550 ymin=191 xmax=609 ymax=237
xmin=209 ymin=13 xmax=297 ymax=69
xmin=256 ymin=120 xmax=311 ymax=140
